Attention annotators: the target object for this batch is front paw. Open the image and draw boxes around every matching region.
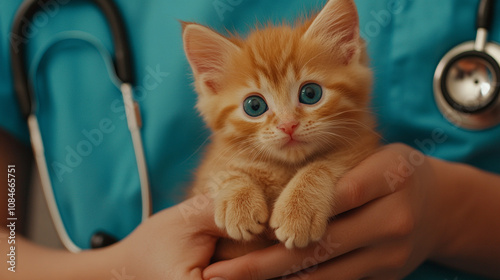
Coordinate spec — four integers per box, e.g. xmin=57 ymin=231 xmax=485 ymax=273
xmin=214 ymin=188 xmax=268 ymax=241
xmin=270 ymin=196 xmax=329 ymax=249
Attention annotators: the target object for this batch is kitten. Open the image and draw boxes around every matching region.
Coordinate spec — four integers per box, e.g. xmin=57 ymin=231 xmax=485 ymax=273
xmin=182 ymin=0 xmax=379 ymax=258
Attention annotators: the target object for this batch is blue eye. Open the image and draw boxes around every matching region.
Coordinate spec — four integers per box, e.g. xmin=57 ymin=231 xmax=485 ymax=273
xmin=299 ymin=83 xmax=322 ymax=105
xmin=243 ymin=95 xmax=268 ymax=117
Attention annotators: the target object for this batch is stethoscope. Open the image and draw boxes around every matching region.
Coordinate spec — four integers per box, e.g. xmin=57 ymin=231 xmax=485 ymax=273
xmin=10 ymin=0 xmax=151 ymax=252
xmin=9 ymin=0 xmax=500 ymax=252
xmin=435 ymin=0 xmax=500 ymax=130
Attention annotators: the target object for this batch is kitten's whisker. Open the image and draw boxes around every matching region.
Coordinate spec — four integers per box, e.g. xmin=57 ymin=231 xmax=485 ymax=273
xmin=319 ymin=108 xmax=372 ymax=121
xmin=247 ymin=143 xmax=263 ymax=163
xmin=328 ymin=124 xmax=363 ymax=138
xmin=331 ymin=118 xmax=381 ymax=139
xmin=320 ymin=113 xmax=381 ymax=139
xmin=317 ymin=131 xmax=357 ymax=149
xmin=314 ymin=134 xmax=341 ymax=153
xmin=179 ymin=134 xmax=211 ymax=165
xmin=211 ymin=137 xmax=256 ymax=167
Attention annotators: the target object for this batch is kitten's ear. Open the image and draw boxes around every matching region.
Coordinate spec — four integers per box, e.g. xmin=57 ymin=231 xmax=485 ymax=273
xmin=303 ymin=0 xmax=360 ymax=64
xmin=182 ymin=22 xmax=240 ymax=94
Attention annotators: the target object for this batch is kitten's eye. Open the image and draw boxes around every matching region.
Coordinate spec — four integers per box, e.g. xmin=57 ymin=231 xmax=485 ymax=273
xmin=243 ymin=95 xmax=268 ymax=117
xmin=299 ymin=83 xmax=323 ymax=105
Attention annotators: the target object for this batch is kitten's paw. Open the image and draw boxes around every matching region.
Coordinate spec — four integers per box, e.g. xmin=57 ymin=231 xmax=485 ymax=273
xmin=214 ymin=188 xmax=268 ymax=241
xmin=270 ymin=197 xmax=328 ymax=249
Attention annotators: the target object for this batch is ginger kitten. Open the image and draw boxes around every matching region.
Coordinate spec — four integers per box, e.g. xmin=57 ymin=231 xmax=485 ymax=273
xmin=182 ymin=0 xmax=379 ymax=257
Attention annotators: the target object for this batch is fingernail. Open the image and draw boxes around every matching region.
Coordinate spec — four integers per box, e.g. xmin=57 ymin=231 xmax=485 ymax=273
xmin=210 ymin=277 xmax=227 ymax=280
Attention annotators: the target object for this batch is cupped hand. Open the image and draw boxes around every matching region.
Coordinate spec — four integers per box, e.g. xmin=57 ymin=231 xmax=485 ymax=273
xmin=203 ymin=144 xmax=447 ymax=280
xmin=104 ymin=195 xmax=226 ymax=280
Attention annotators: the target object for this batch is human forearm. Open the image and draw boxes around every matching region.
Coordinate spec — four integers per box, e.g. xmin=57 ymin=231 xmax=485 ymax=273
xmin=0 ymin=231 xmax=116 ymax=279
xmin=431 ymin=160 xmax=500 ymax=277
xmin=0 ymin=129 xmax=32 ymax=234
xmin=0 ymin=130 xmax=113 ymax=278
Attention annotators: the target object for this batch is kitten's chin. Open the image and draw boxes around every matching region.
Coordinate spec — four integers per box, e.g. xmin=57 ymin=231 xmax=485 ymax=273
xmin=255 ymin=137 xmax=326 ymax=165
xmin=272 ymin=142 xmax=319 ymax=165
xmin=282 ymin=139 xmax=304 ymax=148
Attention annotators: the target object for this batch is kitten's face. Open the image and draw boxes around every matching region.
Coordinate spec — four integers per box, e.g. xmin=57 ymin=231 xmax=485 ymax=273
xmin=183 ymin=0 xmax=372 ymax=164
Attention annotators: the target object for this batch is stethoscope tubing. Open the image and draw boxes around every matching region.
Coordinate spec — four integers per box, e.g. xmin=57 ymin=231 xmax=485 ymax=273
xmin=11 ymin=0 xmax=134 ymax=119
xmin=477 ymin=0 xmax=495 ymax=31
xmin=9 ymin=0 xmax=151 ymax=252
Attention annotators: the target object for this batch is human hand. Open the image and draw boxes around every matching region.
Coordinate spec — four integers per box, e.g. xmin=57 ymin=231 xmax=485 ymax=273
xmin=203 ymin=144 xmax=447 ymax=280
xmin=104 ymin=195 xmax=225 ymax=280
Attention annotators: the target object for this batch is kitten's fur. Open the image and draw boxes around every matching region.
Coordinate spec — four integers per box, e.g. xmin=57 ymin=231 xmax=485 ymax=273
xmin=182 ymin=0 xmax=379 ymax=259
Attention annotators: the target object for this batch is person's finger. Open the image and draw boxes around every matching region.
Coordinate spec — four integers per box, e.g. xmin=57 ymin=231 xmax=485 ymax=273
xmin=172 ymin=194 xmax=228 ymax=238
xmin=203 ymin=189 xmax=411 ymax=280
xmin=286 ymin=239 xmax=411 ymax=280
xmin=333 ymin=143 xmax=416 ymax=215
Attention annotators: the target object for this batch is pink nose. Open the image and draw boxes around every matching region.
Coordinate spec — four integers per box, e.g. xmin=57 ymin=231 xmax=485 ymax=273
xmin=277 ymin=121 xmax=299 ymax=135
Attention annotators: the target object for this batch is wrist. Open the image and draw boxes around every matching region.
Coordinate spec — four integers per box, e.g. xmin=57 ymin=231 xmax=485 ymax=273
xmin=51 ymin=246 xmax=120 ymax=279
xmin=6 ymin=236 xmax=120 ymax=280
xmin=75 ymin=245 xmax=122 ymax=279
xmin=428 ymin=159 xmax=470 ymax=259
xmin=428 ymin=159 xmax=500 ymax=276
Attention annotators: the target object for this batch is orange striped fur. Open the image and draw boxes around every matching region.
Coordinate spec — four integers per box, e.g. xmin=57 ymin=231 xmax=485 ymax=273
xmin=182 ymin=0 xmax=379 ymax=260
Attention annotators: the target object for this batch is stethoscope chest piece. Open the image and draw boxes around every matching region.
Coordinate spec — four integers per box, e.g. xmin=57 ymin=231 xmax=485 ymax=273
xmin=434 ymin=41 xmax=500 ymax=130
xmin=434 ymin=0 xmax=500 ymax=130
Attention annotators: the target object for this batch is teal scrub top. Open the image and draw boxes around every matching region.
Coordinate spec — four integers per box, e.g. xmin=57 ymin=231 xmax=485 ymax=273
xmin=1 ymin=0 xmax=499 ymax=279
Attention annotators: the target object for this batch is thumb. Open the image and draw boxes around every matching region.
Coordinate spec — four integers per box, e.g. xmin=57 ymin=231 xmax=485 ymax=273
xmin=333 ymin=143 xmax=414 ymax=215
xmin=174 ymin=194 xmax=228 ymax=238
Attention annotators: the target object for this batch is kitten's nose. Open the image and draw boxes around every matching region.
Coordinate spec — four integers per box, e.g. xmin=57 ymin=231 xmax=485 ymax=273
xmin=277 ymin=120 xmax=299 ymax=135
